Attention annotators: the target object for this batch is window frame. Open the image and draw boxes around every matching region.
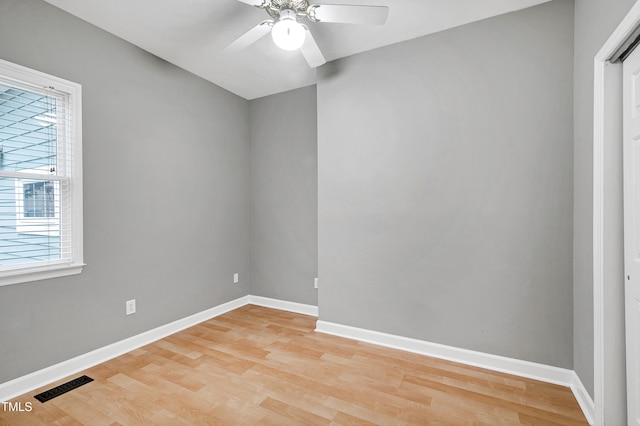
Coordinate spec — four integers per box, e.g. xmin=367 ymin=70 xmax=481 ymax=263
xmin=0 ymin=59 xmax=83 ymax=286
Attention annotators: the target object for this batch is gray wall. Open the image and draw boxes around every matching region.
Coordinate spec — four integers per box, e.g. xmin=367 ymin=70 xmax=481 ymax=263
xmin=317 ymin=0 xmax=575 ymax=368
xmin=573 ymin=0 xmax=636 ymax=419
xmin=0 ymin=0 xmax=250 ymax=383
xmin=249 ymin=86 xmax=318 ymax=305
xmin=3 ymin=0 xmax=632 ymax=415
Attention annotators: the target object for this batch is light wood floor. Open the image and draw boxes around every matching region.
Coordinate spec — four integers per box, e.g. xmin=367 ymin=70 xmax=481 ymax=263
xmin=0 ymin=305 xmax=588 ymax=425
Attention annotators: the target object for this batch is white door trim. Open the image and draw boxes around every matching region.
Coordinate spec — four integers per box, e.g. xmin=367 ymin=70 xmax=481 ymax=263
xmin=594 ymin=2 xmax=640 ymax=424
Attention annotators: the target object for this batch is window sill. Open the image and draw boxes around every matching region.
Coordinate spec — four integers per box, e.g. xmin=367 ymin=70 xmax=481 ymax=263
xmin=0 ymin=263 xmax=85 ymax=287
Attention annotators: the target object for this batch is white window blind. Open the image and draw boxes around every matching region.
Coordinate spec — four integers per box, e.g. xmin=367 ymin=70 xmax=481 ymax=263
xmin=0 ymin=59 xmax=83 ymax=286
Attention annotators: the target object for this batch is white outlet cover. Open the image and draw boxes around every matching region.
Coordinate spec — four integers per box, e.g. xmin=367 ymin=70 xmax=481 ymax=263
xmin=126 ymin=299 xmax=136 ymax=315
xmin=234 ymin=273 xmax=239 ymax=284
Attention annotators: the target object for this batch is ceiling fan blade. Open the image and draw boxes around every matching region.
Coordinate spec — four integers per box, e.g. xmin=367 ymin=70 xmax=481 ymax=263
xmin=236 ymin=0 xmax=267 ymax=7
xmin=224 ymin=21 xmax=272 ymax=52
xmin=309 ymin=4 xmax=389 ymax=25
xmin=300 ymin=27 xmax=326 ymax=68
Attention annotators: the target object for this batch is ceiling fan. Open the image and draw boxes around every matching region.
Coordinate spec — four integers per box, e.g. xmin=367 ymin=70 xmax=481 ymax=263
xmin=225 ymin=0 xmax=389 ymax=68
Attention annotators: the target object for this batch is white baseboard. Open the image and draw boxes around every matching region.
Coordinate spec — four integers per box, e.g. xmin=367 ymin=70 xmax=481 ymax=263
xmin=0 ymin=295 xmax=319 ymax=402
xmin=570 ymin=371 xmax=595 ymax=425
xmin=0 ymin=295 xmax=250 ymax=402
xmin=315 ymin=320 xmax=595 ymax=425
xmin=248 ymin=295 xmax=318 ymax=317
xmin=1 ymin=297 xmax=593 ymax=425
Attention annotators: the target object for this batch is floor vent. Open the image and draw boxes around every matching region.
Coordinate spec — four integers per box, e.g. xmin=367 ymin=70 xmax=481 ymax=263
xmin=34 ymin=375 xmax=94 ymax=403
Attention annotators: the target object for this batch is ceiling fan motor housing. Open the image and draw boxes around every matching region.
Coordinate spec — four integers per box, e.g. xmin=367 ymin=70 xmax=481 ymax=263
xmin=266 ymin=0 xmax=310 ymax=19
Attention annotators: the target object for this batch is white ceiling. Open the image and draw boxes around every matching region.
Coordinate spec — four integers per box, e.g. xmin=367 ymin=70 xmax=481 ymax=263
xmin=43 ymin=0 xmax=551 ymax=100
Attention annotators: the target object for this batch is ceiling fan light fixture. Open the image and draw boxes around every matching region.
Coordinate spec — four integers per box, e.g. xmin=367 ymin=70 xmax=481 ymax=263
xmin=271 ymin=9 xmax=305 ymax=51
xmin=227 ymin=0 xmax=388 ymax=68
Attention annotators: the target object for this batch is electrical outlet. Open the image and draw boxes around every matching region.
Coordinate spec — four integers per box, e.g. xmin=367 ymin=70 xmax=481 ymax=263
xmin=126 ymin=299 xmax=136 ymax=316
xmin=233 ymin=273 xmax=239 ymax=284
xmin=314 ymin=277 xmax=318 ymax=289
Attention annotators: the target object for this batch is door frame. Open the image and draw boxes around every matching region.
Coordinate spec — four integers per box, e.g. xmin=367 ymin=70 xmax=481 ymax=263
xmin=595 ymin=2 xmax=640 ymax=425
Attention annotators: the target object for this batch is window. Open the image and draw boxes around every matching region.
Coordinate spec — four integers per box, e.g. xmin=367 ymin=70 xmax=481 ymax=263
xmin=14 ymin=169 xmax=59 ymax=236
xmin=0 ymin=59 xmax=83 ymax=286
xmin=23 ymin=181 xmax=55 ymax=218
